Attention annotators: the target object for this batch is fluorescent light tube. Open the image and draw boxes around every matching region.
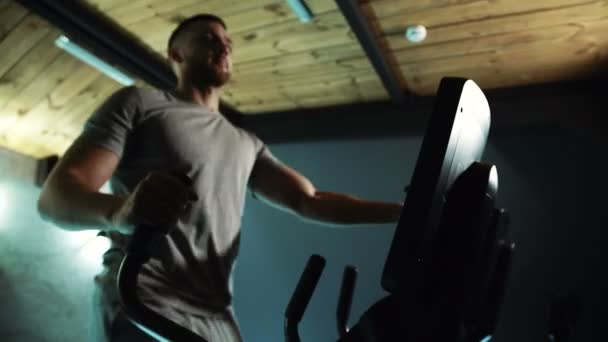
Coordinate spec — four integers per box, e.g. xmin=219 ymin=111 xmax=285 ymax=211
xmin=286 ymin=0 xmax=314 ymax=23
xmin=54 ymin=35 xmax=135 ymax=86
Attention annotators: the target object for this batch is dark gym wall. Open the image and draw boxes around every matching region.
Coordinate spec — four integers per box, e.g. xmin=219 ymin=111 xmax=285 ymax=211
xmin=0 ymin=88 xmax=606 ymax=342
xmin=235 ymin=126 xmax=608 ymax=342
xmin=488 ymin=127 xmax=608 ymax=342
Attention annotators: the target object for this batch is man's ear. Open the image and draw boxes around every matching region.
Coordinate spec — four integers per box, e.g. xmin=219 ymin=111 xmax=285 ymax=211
xmin=168 ymin=48 xmax=183 ymax=64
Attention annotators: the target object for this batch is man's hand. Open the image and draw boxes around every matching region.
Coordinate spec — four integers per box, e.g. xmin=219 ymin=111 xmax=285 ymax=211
xmin=110 ymin=171 xmax=198 ymax=234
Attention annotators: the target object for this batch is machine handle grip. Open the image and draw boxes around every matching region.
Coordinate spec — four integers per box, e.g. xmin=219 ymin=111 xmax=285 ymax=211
xmin=337 ymin=266 xmax=358 ymax=338
xmin=285 ymin=254 xmax=326 ymax=342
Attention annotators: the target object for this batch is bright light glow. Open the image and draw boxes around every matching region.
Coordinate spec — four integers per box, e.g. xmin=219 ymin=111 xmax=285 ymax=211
xmin=77 ymin=233 xmax=112 ymax=270
xmin=480 ymin=335 xmax=492 ymax=342
xmin=64 ymin=229 xmax=99 ymax=247
xmin=99 ymin=181 xmax=112 ymax=194
xmin=54 ymin=35 xmax=135 ymax=86
xmin=286 ymin=0 xmax=313 ymax=23
xmin=41 ymin=227 xmax=112 ymax=275
xmin=0 ymin=184 xmax=9 ymax=226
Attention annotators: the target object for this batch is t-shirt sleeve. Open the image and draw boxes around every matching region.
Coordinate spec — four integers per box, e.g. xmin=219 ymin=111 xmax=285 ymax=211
xmin=77 ymin=86 xmax=141 ymax=158
xmin=246 ymin=133 xmax=281 ymax=200
xmin=245 ymin=128 xmax=278 ymax=165
xmin=256 ymin=144 xmax=278 ymax=164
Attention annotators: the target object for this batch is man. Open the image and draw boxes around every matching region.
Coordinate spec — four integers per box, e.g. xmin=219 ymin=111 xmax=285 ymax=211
xmin=38 ymin=14 xmax=403 ymax=341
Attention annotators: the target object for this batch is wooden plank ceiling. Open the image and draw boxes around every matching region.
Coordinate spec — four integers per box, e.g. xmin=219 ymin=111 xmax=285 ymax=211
xmin=0 ymin=0 xmax=606 ymax=158
xmin=87 ymin=0 xmax=387 ymax=112
xmin=367 ymin=0 xmax=608 ymax=95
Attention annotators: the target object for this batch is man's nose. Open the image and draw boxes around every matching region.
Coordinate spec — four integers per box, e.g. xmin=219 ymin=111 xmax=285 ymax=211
xmin=215 ymin=41 xmax=230 ymax=55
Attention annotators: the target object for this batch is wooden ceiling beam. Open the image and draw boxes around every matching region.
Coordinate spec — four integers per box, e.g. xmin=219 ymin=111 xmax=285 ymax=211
xmin=335 ymin=0 xmax=410 ymax=106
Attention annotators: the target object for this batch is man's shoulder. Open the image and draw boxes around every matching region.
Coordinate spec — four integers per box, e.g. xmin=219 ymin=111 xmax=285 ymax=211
xmin=125 ymin=85 xmax=166 ymax=101
xmin=108 ymin=86 xmax=176 ymax=112
xmin=112 ymin=85 xmax=167 ymax=98
xmin=232 ymin=126 xmax=269 ymax=156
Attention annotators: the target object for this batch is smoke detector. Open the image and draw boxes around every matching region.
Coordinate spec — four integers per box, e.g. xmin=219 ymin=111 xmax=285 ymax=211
xmin=405 ymin=25 xmax=427 ymax=43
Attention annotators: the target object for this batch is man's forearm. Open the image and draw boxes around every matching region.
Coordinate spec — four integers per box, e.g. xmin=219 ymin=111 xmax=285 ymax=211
xmin=38 ymin=177 xmax=126 ymax=232
xmin=298 ymin=191 xmax=402 ymax=226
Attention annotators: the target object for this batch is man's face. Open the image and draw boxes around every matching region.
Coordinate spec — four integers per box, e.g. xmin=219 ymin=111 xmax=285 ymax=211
xmin=174 ymin=20 xmax=233 ymax=87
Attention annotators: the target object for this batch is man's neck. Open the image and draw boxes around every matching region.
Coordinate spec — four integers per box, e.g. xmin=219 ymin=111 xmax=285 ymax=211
xmin=174 ymin=83 xmax=222 ymax=114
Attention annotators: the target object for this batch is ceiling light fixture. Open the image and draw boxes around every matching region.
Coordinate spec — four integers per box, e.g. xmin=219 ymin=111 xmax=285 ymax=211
xmin=54 ymin=35 xmax=135 ymax=86
xmin=286 ymin=0 xmax=314 ymax=23
xmin=405 ymin=25 xmax=427 ymax=43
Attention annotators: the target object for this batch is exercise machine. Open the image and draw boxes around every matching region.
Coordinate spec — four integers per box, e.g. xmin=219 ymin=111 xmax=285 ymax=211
xmin=285 ymin=77 xmax=513 ymax=342
xmin=116 ymin=77 xmax=518 ymax=341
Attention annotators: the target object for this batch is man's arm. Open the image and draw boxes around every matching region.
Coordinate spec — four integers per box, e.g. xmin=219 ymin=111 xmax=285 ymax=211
xmin=38 ymin=139 xmax=196 ymax=234
xmin=248 ymin=155 xmax=402 ymax=226
xmin=37 ymin=140 xmax=127 ymax=232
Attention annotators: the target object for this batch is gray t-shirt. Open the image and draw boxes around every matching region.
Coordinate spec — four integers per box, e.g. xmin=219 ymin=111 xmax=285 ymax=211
xmin=79 ymin=86 xmax=272 ymax=317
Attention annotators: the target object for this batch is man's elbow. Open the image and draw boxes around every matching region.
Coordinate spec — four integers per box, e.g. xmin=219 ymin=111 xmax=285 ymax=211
xmin=294 ymin=192 xmax=319 ymax=219
xmin=37 ymin=187 xmax=55 ymax=223
xmin=37 ymin=178 xmax=67 ymax=225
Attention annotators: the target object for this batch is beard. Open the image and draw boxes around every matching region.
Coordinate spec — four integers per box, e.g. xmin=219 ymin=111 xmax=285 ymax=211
xmin=188 ymin=61 xmax=231 ymax=88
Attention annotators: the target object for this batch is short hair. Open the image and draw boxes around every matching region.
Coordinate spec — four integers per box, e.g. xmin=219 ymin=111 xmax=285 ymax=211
xmin=167 ymin=14 xmax=227 ymax=50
